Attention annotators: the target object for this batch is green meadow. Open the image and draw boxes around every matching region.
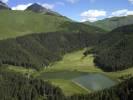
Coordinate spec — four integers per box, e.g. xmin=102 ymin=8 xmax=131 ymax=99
xmin=0 ymin=10 xmax=69 ymax=40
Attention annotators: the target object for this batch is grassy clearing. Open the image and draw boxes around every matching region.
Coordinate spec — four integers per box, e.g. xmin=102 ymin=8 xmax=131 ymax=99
xmin=6 ymin=65 xmax=36 ymax=75
xmin=42 ymin=50 xmax=102 ymax=73
xmin=106 ymin=67 xmax=133 ymax=79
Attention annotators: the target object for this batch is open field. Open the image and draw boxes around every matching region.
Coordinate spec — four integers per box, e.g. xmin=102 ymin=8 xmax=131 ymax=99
xmin=41 ymin=50 xmax=102 ymax=73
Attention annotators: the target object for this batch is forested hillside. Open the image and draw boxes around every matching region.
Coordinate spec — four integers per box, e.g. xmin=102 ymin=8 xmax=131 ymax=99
xmin=0 ymin=69 xmax=65 ymax=100
xmin=85 ymin=15 xmax=133 ymax=31
xmin=0 ymin=29 xmax=103 ymax=70
xmin=93 ymin=24 xmax=133 ymax=71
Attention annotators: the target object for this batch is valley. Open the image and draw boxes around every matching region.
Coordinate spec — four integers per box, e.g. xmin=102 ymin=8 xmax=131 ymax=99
xmin=0 ymin=1 xmax=133 ymax=100
xmin=5 ymin=49 xmax=133 ymax=96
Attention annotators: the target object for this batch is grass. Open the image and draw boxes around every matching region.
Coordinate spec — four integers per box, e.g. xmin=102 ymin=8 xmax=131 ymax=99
xmin=0 ymin=10 xmax=103 ymax=40
xmin=7 ymin=66 xmax=36 ymax=75
xmin=0 ymin=10 xmax=69 ymax=40
xmin=106 ymin=67 xmax=133 ymax=79
xmin=41 ymin=50 xmax=102 ymax=73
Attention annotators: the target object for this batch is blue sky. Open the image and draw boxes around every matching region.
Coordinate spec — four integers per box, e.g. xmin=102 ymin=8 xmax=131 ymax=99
xmin=1 ymin=0 xmax=133 ymax=22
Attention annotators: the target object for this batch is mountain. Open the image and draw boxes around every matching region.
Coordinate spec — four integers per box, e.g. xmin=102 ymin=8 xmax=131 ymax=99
xmin=0 ymin=10 xmax=69 ymax=40
xmin=0 ymin=3 xmax=106 ymax=69
xmin=26 ymin=3 xmax=62 ymax=16
xmin=0 ymin=29 xmax=104 ymax=70
xmin=0 ymin=1 xmax=11 ymax=10
xmin=93 ymin=24 xmax=133 ymax=71
xmin=0 ymin=10 xmax=104 ymax=40
xmin=84 ymin=15 xmax=133 ymax=31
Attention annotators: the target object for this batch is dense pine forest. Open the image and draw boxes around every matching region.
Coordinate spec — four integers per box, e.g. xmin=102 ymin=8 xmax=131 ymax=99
xmin=0 ymin=69 xmax=66 ymax=100
xmin=0 ymin=31 xmax=103 ymax=70
xmin=93 ymin=24 xmax=133 ymax=71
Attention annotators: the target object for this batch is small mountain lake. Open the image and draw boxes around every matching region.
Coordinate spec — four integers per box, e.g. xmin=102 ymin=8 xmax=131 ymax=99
xmin=39 ymin=71 xmax=116 ymax=91
xmin=73 ymin=74 xmax=116 ymax=91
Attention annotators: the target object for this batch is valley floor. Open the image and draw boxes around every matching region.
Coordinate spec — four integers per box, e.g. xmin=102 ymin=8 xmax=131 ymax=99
xmin=4 ymin=49 xmax=133 ymax=96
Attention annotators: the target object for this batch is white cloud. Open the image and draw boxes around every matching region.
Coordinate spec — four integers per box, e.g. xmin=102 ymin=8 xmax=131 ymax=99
xmin=12 ymin=3 xmax=32 ymax=10
xmin=80 ymin=10 xmax=107 ymax=22
xmin=41 ymin=3 xmax=54 ymax=9
xmin=66 ymin=0 xmax=79 ymax=4
xmin=128 ymin=0 xmax=133 ymax=4
xmin=12 ymin=3 xmax=55 ymax=10
xmin=0 ymin=0 xmax=8 ymax=3
xmin=111 ymin=9 xmax=133 ymax=17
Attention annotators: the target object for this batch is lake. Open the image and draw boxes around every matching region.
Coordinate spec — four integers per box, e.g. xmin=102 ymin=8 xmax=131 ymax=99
xmin=73 ymin=74 xmax=116 ymax=91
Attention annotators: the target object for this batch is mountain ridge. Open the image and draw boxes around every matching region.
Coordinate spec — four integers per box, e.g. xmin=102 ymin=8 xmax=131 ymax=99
xmin=84 ymin=15 xmax=133 ymax=31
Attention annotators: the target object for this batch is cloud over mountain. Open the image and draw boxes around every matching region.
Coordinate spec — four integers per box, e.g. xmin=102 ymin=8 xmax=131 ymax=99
xmin=80 ymin=10 xmax=107 ymax=22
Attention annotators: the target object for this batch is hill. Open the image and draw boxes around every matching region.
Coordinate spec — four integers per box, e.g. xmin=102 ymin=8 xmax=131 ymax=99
xmin=85 ymin=15 xmax=133 ymax=31
xmin=93 ymin=24 xmax=133 ymax=71
xmin=0 ymin=10 xmax=69 ymax=40
xmin=0 ymin=10 xmax=104 ymax=40
xmin=0 ymin=27 xmax=104 ymax=70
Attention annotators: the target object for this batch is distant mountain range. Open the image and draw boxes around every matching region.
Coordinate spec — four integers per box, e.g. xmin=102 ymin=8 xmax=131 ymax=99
xmin=84 ymin=15 xmax=133 ymax=31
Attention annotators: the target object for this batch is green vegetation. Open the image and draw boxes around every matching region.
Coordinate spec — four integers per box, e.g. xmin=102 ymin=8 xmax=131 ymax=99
xmin=43 ymin=50 xmax=102 ymax=73
xmin=0 ymin=10 xmax=104 ymax=40
xmin=0 ymin=69 xmax=65 ymax=100
xmin=85 ymin=15 xmax=133 ymax=31
xmin=4 ymin=49 xmax=133 ymax=96
xmin=0 ymin=5 xmax=133 ymax=100
xmin=0 ymin=30 xmax=104 ymax=70
xmin=93 ymin=24 xmax=133 ymax=71
xmin=0 ymin=10 xmax=68 ymax=39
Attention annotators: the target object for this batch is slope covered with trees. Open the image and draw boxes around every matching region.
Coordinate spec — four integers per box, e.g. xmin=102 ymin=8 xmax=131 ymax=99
xmin=0 ymin=28 xmax=104 ymax=70
xmin=93 ymin=24 xmax=133 ymax=71
xmin=0 ymin=69 xmax=65 ymax=100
